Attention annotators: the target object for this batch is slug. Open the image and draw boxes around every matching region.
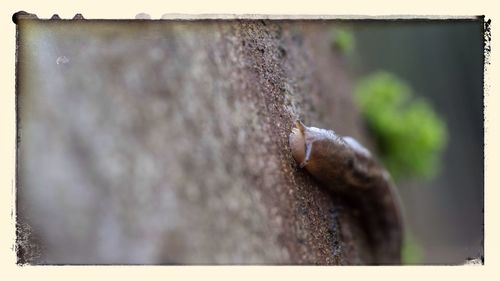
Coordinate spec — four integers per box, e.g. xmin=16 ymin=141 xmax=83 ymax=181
xmin=289 ymin=120 xmax=403 ymax=264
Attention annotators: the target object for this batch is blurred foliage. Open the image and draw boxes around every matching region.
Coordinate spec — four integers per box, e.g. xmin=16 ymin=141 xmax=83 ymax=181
xmin=402 ymin=232 xmax=423 ymax=264
xmin=354 ymin=71 xmax=447 ymax=180
xmin=331 ymin=28 xmax=355 ymax=55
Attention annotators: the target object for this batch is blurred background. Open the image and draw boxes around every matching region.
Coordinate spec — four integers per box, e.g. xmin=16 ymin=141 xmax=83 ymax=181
xmin=348 ymin=20 xmax=484 ymax=264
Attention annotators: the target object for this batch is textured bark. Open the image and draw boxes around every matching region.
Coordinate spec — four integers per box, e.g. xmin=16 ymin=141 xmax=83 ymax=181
xmin=17 ymin=18 xmax=384 ymax=264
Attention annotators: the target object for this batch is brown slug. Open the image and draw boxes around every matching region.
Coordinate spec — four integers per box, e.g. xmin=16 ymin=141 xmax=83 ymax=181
xmin=289 ymin=120 xmax=404 ymax=264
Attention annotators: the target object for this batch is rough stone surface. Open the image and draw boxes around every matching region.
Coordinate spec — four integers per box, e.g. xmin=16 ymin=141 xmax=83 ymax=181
xmin=17 ymin=19 xmax=373 ymax=264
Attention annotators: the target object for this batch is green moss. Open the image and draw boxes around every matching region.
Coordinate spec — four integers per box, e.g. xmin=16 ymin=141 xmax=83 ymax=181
xmin=402 ymin=232 xmax=424 ymax=264
xmin=354 ymin=72 xmax=447 ymax=180
xmin=331 ymin=29 xmax=355 ymax=55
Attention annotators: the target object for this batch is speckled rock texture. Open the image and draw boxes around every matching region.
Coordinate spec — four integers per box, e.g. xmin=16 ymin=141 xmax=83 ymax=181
xmin=17 ymin=19 xmax=376 ymax=264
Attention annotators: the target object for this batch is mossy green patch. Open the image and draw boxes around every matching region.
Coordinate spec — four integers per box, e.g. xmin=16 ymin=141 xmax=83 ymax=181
xmin=402 ymin=232 xmax=424 ymax=264
xmin=331 ymin=29 xmax=355 ymax=55
xmin=354 ymin=72 xmax=447 ymax=180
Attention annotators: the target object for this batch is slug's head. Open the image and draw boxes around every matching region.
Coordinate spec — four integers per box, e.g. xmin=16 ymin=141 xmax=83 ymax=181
xmin=289 ymin=120 xmax=307 ymax=165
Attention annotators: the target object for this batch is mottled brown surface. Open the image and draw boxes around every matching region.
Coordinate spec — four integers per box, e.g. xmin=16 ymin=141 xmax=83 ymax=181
xmin=17 ymin=19 xmax=376 ymax=264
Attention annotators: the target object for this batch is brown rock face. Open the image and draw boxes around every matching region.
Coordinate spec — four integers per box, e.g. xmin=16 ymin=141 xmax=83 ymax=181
xmin=17 ymin=19 xmax=390 ymax=264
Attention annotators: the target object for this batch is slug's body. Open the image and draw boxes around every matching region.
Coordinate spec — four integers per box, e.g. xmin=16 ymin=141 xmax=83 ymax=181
xmin=289 ymin=120 xmax=403 ymax=264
